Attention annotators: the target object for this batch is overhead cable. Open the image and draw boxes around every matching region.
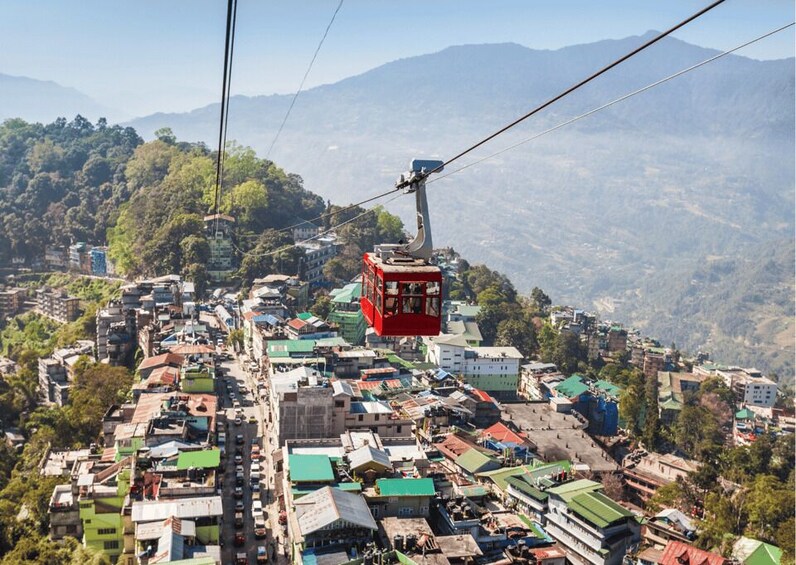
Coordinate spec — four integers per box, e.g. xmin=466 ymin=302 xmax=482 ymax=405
xmin=428 ymin=22 xmax=796 ymax=186
xmin=405 ymin=0 xmax=728 ymax=185
xmin=265 ymin=0 xmax=345 ymax=160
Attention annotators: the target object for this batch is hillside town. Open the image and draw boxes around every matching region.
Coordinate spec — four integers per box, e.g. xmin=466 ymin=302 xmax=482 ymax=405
xmin=0 ymin=234 xmax=791 ymax=565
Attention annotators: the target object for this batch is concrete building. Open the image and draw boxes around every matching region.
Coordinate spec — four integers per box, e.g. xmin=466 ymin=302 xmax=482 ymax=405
xmin=297 ymin=238 xmax=338 ymax=285
xmin=36 ymin=287 xmax=81 ymax=323
xmin=622 ymin=451 xmax=700 ymax=505
xmin=425 ymin=335 xmax=523 ymax=399
xmin=544 ymin=479 xmax=640 ymax=565
xmin=38 ymin=341 xmax=95 ymax=406
xmin=718 ymin=368 xmax=777 ymax=408
xmin=203 ymin=213 xmax=236 ymax=282
xmin=96 ymin=301 xmax=137 ymax=365
xmin=327 ymin=282 xmax=367 ymax=346
xmin=0 ymin=287 xmax=26 ymax=319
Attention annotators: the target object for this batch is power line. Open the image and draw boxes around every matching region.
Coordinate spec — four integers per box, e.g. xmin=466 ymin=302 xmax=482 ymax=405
xmin=265 ymin=0 xmax=345 ymax=160
xmin=403 ymin=0 xmax=728 ymax=186
xmin=428 ymin=22 xmax=796 ymax=187
xmin=232 ymin=192 xmax=403 ymax=259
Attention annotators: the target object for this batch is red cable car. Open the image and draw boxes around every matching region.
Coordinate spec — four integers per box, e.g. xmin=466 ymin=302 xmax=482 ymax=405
xmin=361 ymin=160 xmax=444 ymax=337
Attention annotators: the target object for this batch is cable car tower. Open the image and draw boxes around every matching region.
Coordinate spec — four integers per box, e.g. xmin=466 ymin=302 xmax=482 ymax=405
xmin=360 ymin=160 xmax=444 ymax=337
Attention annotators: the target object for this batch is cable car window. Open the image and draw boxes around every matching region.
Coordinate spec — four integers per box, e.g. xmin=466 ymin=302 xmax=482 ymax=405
xmin=402 ymin=282 xmax=422 ymax=296
xmin=402 ymin=296 xmax=423 ymax=314
xmin=426 ymin=297 xmax=440 ymax=317
xmin=384 ymin=295 xmax=398 ymax=316
xmin=376 ymin=289 xmax=383 ymax=312
xmin=385 ymin=281 xmax=399 ymax=295
xmin=425 ymin=281 xmax=440 ymax=295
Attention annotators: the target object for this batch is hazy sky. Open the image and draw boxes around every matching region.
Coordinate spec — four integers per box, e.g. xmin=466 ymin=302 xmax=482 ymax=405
xmin=2 ymin=0 xmax=793 ymax=118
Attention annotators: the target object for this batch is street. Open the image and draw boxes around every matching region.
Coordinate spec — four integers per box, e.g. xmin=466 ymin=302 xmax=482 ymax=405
xmin=216 ymin=347 xmax=287 ymax=565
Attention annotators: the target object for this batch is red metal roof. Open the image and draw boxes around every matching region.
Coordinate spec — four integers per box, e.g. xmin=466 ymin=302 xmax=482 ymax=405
xmin=482 ymin=422 xmax=528 ymax=446
xmin=287 ymin=318 xmax=306 ymax=330
xmin=660 ymin=541 xmax=727 ymax=565
xmin=471 ymin=388 xmax=493 ymax=403
xmin=138 ymin=352 xmax=185 ymax=371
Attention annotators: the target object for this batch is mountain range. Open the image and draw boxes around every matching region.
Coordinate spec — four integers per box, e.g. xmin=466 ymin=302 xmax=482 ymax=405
xmin=3 ymin=32 xmax=794 ymax=378
xmin=0 ymin=73 xmax=121 ymax=124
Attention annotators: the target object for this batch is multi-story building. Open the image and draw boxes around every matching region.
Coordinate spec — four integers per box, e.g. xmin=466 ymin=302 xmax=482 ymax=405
xmin=68 ymin=242 xmax=92 ymax=274
xmin=519 ymin=362 xmax=562 ymax=400
xmin=543 ymin=479 xmax=640 ymax=565
xmin=327 ymin=282 xmax=367 ymax=345
xmin=203 ymin=213 xmax=236 ymax=282
xmin=425 ymin=336 xmax=523 ymax=399
xmin=0 ymin=287 xmax=26 ymax=319
xmin=622 ymin=451 xmax=700 ymax=505
xmin=38 ymin=341 xmax=95 ymax=406
xmin=36 ymin=287 xmax=81 ymax=323
xmin=96 ymin=301 xmax=137 ymax=365
xmin=716 ymin=368 xmax=777 ymax=408
xmin=297 ymin=237 xmax=338 ymax=284
xmin=45 ymin=246 xmax=68 ymax=269
xmin=90 ymin=246 xmax=109 ymax=276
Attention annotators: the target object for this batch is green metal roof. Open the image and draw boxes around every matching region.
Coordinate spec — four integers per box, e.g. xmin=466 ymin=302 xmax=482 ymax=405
xmin=568 ymin=491 xmax=633 ymax=528
xmin=386 ymin=354 xmax=415 ymax=369
xmin=517 ymin=514 xmax=547 ymax=539
xmin=547 ymin=478 xmax=601 ymax=502
xmin=743 ymin=540 xmax=783 ymax=565
xmin=506 ymin=476 xmax=548 ymax=501
xmin=296 ymin=312 xmax=313 ymax=320
xmin=594 ymin=379 xmax=622 ymax=397
xmin=176 ymin=449 xmax=220 ymax=470
xmin=555 ymin=374 xmax=590 ymax=398
xmin=455 ymin=449 xmax=500 ymax=475
xmin=334 ymin=482 xmax=363 ymax=492
xmin=736 ymin=408 xmax=754 ymax=420
xmin=330 ymin=282 xmax=361 ymax=304
xmin=289 ymin=454 xmax=335 ymax=483
xmin=660 ymin=397 xmax=682 ymax=410
xmin=376 ymin=478 xmax=435 ymax=497
xmin=268 ymin=339 xmax=317 ymax=357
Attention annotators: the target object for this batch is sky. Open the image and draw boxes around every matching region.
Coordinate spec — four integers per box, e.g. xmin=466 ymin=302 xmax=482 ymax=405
xmin=1 ymin=0 xmax=794 ymax=118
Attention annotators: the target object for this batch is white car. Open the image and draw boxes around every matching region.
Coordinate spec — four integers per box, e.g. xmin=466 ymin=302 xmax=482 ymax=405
xmin=252 ymin=499 xmax=263 ymax=519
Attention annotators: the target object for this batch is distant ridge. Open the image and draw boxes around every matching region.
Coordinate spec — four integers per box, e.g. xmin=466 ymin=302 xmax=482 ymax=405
xmin=0 ymin=73 xmax=122 ymax=124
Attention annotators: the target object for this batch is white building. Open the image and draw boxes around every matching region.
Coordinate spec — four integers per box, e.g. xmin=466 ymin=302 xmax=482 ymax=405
xmin=425 ymin=335 xmax=523 ymax=398
xmin=717 ymin=368 xmax=777 ymax=408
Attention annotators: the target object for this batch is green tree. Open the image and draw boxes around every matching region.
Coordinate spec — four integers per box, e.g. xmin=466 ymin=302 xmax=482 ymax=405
xmin=745 ymin=474 xmax=794 ymax=542
xmin=495 ymin=318 xmax=536 ymax=358
xmin=530 ymin=286 xmax=552 ymax=314
xmin=310 ymin=294 xmax=332 ymax=320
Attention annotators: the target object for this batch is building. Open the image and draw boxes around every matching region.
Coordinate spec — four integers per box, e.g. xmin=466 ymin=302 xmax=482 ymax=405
xmin=425 ymin=335 xmax=523 ymax=399
xmin=96 ymin=301 xmax=137 ymax=365
xmin=297 ymin=237 xmax=338 ymax=285
xmin=90 ymin=246 xmax=109 ymax=276
xmin=203 ymin=213 xmax=236 ymax=282
xmin=38 ymin=341 xmax=95 ymax=406
xmin=364 ymin=478 xmax=435 ymax=518
xmin=622 ymin=451 xmax=700 ymax=505
xmin=0 ymin=287 xmax=26 ymax=319
xmin=68 ymin=242 xmax=92 ymax=274
xmin=659 ymin=541 xmax=726 ymax=565
xmin=291 ymin=486 xmax=377 ymax=556
xmin=36 ymin=287 xmax=81 ymax=323
xmin=327 ymin=282 xmax=367 ymax=345
xmin=718 ymin=368 xmax=778 ymax=408
xmin=657 ymin=372 xmax=707 ymax=425
xmin=732 ymin=537 xmax=782 ymax=565
xmin=543 ymin=479 xmax=640 ymax=565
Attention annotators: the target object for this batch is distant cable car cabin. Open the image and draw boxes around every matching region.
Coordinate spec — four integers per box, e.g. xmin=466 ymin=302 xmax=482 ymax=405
xmin=360 ymin=160 xmax=444 ymax=337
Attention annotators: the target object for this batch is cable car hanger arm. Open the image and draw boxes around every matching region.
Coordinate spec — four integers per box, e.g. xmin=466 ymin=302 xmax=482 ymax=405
xmin=376 ymin=159 xmax=444 ymax=262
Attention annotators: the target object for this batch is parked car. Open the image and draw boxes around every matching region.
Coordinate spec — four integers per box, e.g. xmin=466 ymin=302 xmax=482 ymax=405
xmin=257 ymin=545 xmax=268 ymax=563
xmin=235 ymin=434 xmax=244 ymax=445
xmin=234 ymin=532 xmax=245 ymax=546
xmin=234 ymin=486 xmax=243 ymax=499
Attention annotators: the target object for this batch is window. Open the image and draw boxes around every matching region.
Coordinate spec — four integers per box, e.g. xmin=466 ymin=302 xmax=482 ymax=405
xmin=98 ymin=528 xmax=117 ymax=535
xmin=396 ymin=425 xmax=402 ymax=434
xmin=358 ymin=414 xmax=364 ymax=421
xmin=335 ymin=401 xmax=345 ymax=408
xmin=103 ymin=540 xmax=120 ymax=550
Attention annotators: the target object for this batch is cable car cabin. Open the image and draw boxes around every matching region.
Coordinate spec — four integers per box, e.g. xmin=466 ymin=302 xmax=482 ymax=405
xmin=360 ymin=252 xmax=442 ymax=337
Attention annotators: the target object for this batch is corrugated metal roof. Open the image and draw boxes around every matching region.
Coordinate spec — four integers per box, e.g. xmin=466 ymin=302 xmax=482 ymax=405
xmin=376 ymin=478 xmax=435 ymax=497
xmin=568 ymin=491 xmax=632 ymax=528
xmin=455 ymin=449 xmax=499 ymax=474
xmin=295 ymin=486 xmax=377 ymax=535
xmin=131 ymin=497 xmax=223 ymax=523
xmin=348 ymin=445 xmax=392 ymax=472
xmin=554 ymin=374 xmax=590 ymax=398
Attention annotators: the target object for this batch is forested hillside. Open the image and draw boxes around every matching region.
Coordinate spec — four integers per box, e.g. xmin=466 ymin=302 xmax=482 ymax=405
xmin=0 ymin=117 xmax=141 ymax=260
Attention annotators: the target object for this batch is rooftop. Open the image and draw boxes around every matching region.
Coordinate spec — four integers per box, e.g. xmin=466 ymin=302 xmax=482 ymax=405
xmin=289 ymin=454 xmax=335 ymax=483
xmin=376 ymin=478 xmax=435 ymax=497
